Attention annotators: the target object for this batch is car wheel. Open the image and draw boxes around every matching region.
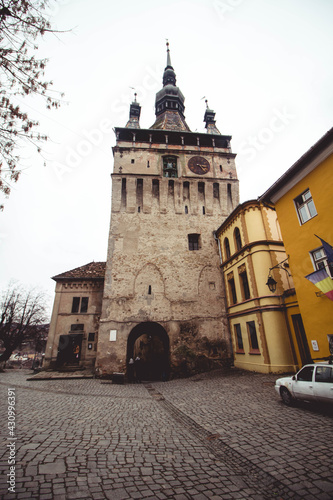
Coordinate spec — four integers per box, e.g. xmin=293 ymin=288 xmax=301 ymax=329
xmin=280 ymin=387 xmax=292 ymax=406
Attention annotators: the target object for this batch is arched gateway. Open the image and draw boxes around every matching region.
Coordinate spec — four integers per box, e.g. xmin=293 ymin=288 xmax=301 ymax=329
xmin=127 ymin=322 xmax=170 ymax=381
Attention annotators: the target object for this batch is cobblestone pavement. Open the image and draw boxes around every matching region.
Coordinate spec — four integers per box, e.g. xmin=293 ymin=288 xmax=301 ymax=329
xmin=0 ymin=368 xmax=332 ymax=500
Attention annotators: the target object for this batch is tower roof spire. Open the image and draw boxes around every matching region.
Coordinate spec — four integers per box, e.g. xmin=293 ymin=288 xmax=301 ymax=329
xmin=150 ymin=42 xmax=191 ymax=131
xmin=162 ymin=40 xmax=176 ymax=87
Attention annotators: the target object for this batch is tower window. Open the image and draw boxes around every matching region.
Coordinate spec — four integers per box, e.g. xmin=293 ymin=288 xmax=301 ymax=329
xmin=152 ymin=179 xmax=159 ymax=199
xmin=121 ymin=178 xmax=127 ymax=208
xmin=188 ymin=234 xmax=200 ymax=251
xmin=185 ymin=205 xmax=188 ymax=214
xmin=136 ymin=178 xmax=143 ymax=210
xmin=213 ymin=183 xmax=219 ymax=199
xmin=147 ymin=160 xmax=150 ymax=168
xmin=163 ymin=156 xmax=178 ymax=178
xmin=227 ymin=183 xmax=232 ymax=202
xmin=183 ymin=181 xmax=190 ymax=201
xmin=198 ymin=182 xmax=205 ymax=194
xmin=148 ymin=285 xmax=152 ymax=295
xmin=220 ymin=165 xmax=223 ymax=172
xmin=202 ymin=206 xmax=205 ymax=215
xmin=131 ymin=159 xmax=135 ymax=164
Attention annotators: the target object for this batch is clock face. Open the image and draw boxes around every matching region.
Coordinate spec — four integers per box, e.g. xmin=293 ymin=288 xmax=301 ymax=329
xmin=188 ymin=156 xmax=210 ymax=175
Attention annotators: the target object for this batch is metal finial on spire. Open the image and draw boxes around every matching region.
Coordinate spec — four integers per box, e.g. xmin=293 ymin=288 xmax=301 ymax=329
xmin=166 ymin=39 xmax=172 ymax=68
xmin=205 ymin=99 xmax=209 ymax=109
xmin=134 ymin=92 xmax=137 ymax=103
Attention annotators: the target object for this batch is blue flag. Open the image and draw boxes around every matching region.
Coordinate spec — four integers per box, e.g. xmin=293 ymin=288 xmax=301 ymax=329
xmin=315 ymin=235 xmax=333 ymax=263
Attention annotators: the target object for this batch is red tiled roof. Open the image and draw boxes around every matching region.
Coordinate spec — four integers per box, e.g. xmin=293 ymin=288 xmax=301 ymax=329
xmin=52 ymin=262 xmax=106 ymax=281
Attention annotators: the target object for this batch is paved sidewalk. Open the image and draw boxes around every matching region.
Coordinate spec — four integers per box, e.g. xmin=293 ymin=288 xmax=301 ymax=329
xmin=0 ymin=368 xmax=332 ymax=499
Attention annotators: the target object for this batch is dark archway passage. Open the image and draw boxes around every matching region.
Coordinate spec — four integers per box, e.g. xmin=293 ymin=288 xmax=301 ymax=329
xmin=127 ymin=322 xmax=170 ymax=381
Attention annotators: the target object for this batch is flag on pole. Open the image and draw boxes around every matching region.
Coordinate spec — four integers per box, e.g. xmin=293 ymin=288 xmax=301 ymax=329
xmin=315 ymin=235 xmax=333 ymax=263
xmin=305 ymin=268 xmax=333 ymax=301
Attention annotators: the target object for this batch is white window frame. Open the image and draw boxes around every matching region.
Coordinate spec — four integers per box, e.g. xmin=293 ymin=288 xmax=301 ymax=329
xmin=294 ymin=189 xmax=317 ymax=225
xmin=310 ymin=247 xmax=333 ymax=278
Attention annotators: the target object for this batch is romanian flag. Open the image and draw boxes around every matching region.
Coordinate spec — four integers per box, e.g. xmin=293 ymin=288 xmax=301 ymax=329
xmin=305 ymin=268 xmax=333 ymax=301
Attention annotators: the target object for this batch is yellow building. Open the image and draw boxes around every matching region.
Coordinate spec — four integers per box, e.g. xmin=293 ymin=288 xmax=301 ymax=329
xmin=215 ymin=200 xmax=300 ymax=373
xmin=260 ymin=128 xmax=333 ymax=363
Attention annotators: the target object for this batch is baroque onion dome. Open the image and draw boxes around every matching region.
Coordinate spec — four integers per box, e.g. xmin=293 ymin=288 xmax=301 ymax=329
xmin=150 ymin=42 xmax=191 ymax=132
xmin=203 ymin=100 xmax=221 ymax=135
xmin=125 ymin=92 xmax=141 ymax=128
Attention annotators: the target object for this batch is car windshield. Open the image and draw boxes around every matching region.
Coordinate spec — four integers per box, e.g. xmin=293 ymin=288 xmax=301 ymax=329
xmin=297 ymin=366 xmax=314 ymax=382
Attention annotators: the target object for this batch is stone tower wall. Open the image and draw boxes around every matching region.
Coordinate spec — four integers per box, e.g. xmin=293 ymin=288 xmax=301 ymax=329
xmin=96 ymin=138 xmax=239 ymax=377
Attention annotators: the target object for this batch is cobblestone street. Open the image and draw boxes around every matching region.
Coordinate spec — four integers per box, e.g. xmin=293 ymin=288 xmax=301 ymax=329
xmin=1 ymin=368 xmax=332 ymax=499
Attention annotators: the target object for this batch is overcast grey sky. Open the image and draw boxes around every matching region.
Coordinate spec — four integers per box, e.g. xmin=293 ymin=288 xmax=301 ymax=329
xmin=1 ymin=0 xmax=333 ymax=314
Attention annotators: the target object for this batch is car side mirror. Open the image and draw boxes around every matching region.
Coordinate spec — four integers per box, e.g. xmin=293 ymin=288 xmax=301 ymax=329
xmin=292 ymin=375 xmax=296 ymax=381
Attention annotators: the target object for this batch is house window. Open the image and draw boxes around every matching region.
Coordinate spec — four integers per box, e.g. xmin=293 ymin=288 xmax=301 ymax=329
xmin=71 ymin=297 xmax=80 ymax=313
xmin=71 ymin=297 xmax=89 ymax=314
xmin=88 ymin=332 xmax=95 ymax=342
xmin=311 ymin=247 xmax=333 ymax=277
xmin=224 ymin=238 xmax=231 ymax=259
xmin=163 ymin=156 xmax=178 ymax=177
xmin=188 ymin=234 xmax=200 ymax=251
xmin=80 ymin=297 xmax=89 ymax=313
xmin=239 ymin=268 xmax=250 ymax=300
xmin=234 ymin=324 xmax=244 ymax=352
xmin=70 ymin=324 xmax=84 ymax=332
xmin=247 ymin=321 xmax=259 ymax=352
xmin=294 ymin=189 xmax=317 ymax=224
xmin=234 ymin=227 xmax=242 ymax=251
xmin=227 ymin=273 xmax=237 ymax=304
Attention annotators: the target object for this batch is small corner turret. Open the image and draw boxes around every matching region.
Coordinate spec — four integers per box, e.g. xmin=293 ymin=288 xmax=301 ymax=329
xmin=125 ymin=92 xmax=141 ymax=129
xmin=204 ymin=100 xmax=221 ymax=135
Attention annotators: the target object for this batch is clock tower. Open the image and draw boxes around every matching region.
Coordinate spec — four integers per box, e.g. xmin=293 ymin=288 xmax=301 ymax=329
xmin=96 ymin=44 xmax=239 ymax=379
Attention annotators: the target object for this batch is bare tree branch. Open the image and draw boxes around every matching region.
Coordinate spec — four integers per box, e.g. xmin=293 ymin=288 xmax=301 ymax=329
xmin=0 ymin=0 xmax=66 ymax=210
xmin=0 ymin=283 xmax=48 ymax=364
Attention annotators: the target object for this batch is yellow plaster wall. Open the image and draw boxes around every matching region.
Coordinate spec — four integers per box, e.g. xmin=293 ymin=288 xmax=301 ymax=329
xmin=217 ymin=200 xmax=300 ymax=373
xmin=274 ymin=153 xmax=333 ymax=360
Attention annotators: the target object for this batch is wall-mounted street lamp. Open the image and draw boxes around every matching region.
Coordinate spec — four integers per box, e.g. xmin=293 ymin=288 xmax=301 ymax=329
xmin=266 ymin=256 xmax=291 ymax=293
xmin=266 ymin=275 xmax=278 ymax=293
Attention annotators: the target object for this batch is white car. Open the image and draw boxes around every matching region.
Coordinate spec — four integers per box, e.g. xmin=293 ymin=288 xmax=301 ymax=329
xmin=275 ymin=363 xmax=333 ymax=405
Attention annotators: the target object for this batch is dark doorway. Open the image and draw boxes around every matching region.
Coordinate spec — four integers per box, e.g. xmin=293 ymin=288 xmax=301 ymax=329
xmin=56 ymin=334 xmax=83 ymax=367
xmin=291 ymin=314 xmax=312 ymax=365
xmin=127 ymin=322 xmax=170 ymax=381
